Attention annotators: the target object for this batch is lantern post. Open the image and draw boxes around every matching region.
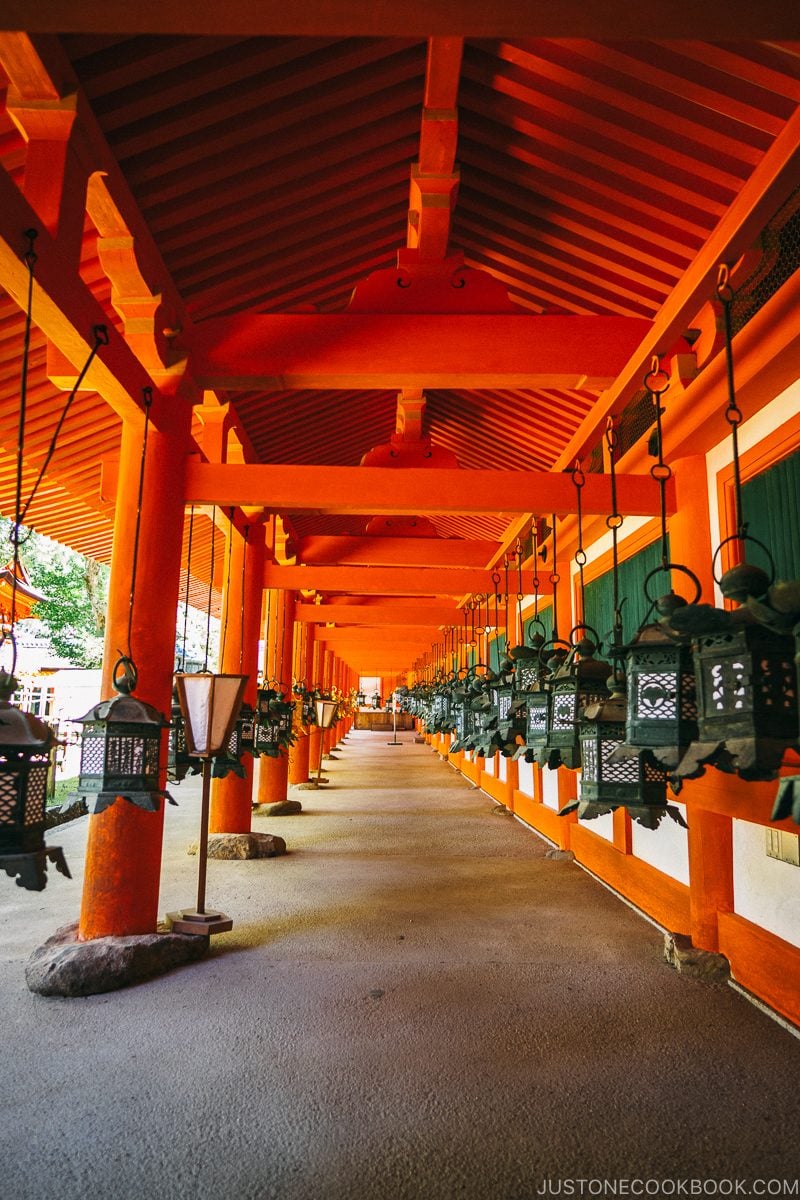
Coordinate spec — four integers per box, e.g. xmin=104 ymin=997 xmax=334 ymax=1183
xmin=169 ymin=672 xmax=248 ymax=935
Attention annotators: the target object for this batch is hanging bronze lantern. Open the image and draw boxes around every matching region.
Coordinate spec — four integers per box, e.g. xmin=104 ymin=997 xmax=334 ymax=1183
xmin=356 ymin=691 xmax=366 ymax=707
xmin=0 ymin=234 xmax=70 ymax=889
xmin=0 ymin=671 xmax=70 ymax=891
xmin=671 ymin=589 xmax=798 ymax=782
xmin=670 ymin=266 xmax=799 ymax=784
xmin=612 ymin=366 xmax=702 ymax=777
xmin=167 ymin=684 xmax=201 ymax=784
xmin=70 ymin=660 xmax=171 ymax=812
xmin=614 ymin=578 xmax=701 ymax=777
xmin=450 ymin=675 xmax=478 ymax=753
xmin=252 ymin=686 xmax=295 ymax=758
xmin=541 ymin=632 xmax=612 ymax=770
xmin=560 ymin=674 xmax=674 ymax=829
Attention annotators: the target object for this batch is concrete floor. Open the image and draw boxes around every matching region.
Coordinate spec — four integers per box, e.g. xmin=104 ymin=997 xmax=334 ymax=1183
xmin=2 ymin=731 xmax=799 ymax=1200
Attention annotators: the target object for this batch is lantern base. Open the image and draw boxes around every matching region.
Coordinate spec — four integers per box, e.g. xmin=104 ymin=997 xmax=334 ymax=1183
xmin=0 ymin=846 xmax=71 ymax=891
xmin=67 ymin=789 xmax=168 ymax=814
xmin=166 ymin=909 xmax=233 ymax=936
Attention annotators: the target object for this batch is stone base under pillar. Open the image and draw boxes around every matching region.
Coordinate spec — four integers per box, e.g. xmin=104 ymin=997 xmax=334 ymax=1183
xmin=296 ymin=778 xmax=329 ymax=790
xmin=25 ymin=921 xmax=209 ymax=997
xmin=187 ymin=832 xmax=287 ymax=859
xmin=664 ymin=932 xmax=730 ymax=983
xmin=252 ymin=799 xmax=303 ymax=817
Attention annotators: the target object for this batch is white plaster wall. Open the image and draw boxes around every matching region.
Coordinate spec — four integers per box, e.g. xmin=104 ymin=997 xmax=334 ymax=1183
xmin=733 ymin=819 xmax=800 ymax=949
xmin=578 ymin=789 xmax=615 ymax=842
xmin=483 ymin=754 xmax=496 ymax=777
xmin=630 ymin=803 xmax=690 ymax=885
xmin=497 ymin=756 xmax=508 ymax=783
xmin=517 ymin=757 xmax=535 ymax=797
xmin=541 ymin=766 xmax=562 ymax=812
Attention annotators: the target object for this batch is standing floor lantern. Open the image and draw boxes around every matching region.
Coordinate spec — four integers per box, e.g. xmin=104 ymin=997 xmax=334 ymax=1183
xmin=302 ymin=695 xmax=339 ymax=788
xmin=168 ymin=671 xmax=248 ymax=936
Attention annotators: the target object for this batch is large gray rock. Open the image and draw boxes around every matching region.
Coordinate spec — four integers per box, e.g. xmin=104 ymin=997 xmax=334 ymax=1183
xmin=252 ymin=799 xmax=303 ymax=817
xmin=664 ymin=932 xmax=730 ymax=983
xmin=26 ymin=921 xmax=209 ymax=997
xmin=545 ymin=848 xmax=576 ymax=862
xmin=188 ymin=832 xmax=287 ymax=859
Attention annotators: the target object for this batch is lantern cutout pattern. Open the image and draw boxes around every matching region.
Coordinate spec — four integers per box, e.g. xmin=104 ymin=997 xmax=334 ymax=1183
xmin=167 ymin=684 xmax=201 ymax=784
xmin=0 ymin=673 xmax=70 ymax=891
xmin=70 ymin=684 xmax=171 ymax=814
xmin=610 ymin=589 xmax=699 ymax=783
xmin=667 ymin=266 xmax=799 ymax=786
xmin=541 ymin=636 xmax=612 ymax=770
xmin=253 ymin=686 xmax=296 ymax=757
xmin=560 ymin=676 xmax=676 ymax=830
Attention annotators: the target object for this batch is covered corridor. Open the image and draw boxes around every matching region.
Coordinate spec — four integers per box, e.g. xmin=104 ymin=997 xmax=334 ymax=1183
xmin=3 ymin=730 xmax=799 ymax=1199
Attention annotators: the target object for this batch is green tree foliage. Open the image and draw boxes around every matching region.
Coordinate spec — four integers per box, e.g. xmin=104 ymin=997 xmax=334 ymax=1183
xmin=1 ymin=519 xmax=109 ymax=667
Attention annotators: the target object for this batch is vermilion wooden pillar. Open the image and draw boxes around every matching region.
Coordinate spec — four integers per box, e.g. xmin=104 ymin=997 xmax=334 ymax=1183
xmin=79 ymin=403 xmax=190 ymax=940
xmin=322 ymin=649 xmax=335 ymax=754
xmin=670 ymin=455 xmax=734 ymax=952
xmin=257 ymin=588 xmax=295 ymax=804
xmin=288 ymin=620 xmax=313 ymax=784
xmin=209 ymin=520 xmax=265 ymax=833
xmin=307 ymin=635 xmax=323 ymax=780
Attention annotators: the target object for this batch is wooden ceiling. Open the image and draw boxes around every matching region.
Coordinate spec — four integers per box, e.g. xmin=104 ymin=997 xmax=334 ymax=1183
xmin=0 ymin=4 xmax=799 ymax=674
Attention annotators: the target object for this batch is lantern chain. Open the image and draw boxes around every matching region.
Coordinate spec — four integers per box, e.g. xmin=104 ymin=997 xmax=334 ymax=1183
xmin=239 ymin=525 xmax=248 ymax=672
xmin=516 ymin=536 xmax=525 ymax=644
xmin=219 ymin=507 xmax=235 ymax=667
xmin=20 ymin=323 xmax=109 ymax=530
xmin=116 ymin=387 xmax=153 ymax=692
xmin=4 ymin=230 xmax=37 ymax=675
xmin=572 ymin=460 xmax=588 ymax=616
xmin=717 ymin=264 xmax=746 ymax=540
xmin=645 ymin=355 xmax=672 ymax=571
xmin=549 ymin=514 xmax=560 ymax=641
xmin=179 ymin=505 xmax=195 ymax=672
xmin=605 ymin=418 xmax=625 ymax=649
xmin=203 ymin=506 xmax=217 ymax=673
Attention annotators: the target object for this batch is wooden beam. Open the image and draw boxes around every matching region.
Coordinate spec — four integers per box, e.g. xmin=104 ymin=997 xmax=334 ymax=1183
xmin=0 ymin=164 xmax=168 ymax=426
xmin=296 ymin=535 xmax=499 ymax=568
xmin=6 ymin=1 xmax=800 ymax=38
xmin=296 ymin=603 xmax=458 ymax=626
xmin=185 ymin=313 xmax=651 ymax=391
xmin=187 ymin=462 xmax=673 ymax=517
xmin=263 ymin=564 xmax=547 ymax=596
xmin=558 ymin=103 xmax=800 ymax=469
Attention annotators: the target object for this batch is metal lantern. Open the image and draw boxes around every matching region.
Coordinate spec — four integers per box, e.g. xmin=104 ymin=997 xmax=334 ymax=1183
xmin=541 ymin=636 xmax=611 ymax=770
xmin=616 ymin=596 xmax=699 ymax=772
xmin=0 ymin=678 xmax=70 ymax=891
xmin=356 ymin=691 xmax=366 ymax=707
xmin=167 ymin=685 xmax=201 ymax=784
xmin=371 ymin=691 xmax=381 ymax=709
xmin=519 ymin=645 xmax=565 ymax=763
xmin=70 ymin=691 xmax=170 ymax=813
xmin=210 ymin=700 xmax=256 ymax=778
xmin=672 ymin=602 xmax=798 ymax=782
xmin=253 ymin=687 xmax=295 ymax=758
xmin=450 ymin=685 xmax=476 ymax=753
xmin=562 ymin=678 xmax=672 ymax=829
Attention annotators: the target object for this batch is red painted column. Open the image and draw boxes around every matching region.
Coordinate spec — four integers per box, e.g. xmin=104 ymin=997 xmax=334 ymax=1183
xmin=288 ymin=619 xmax=312 ymax=783
xmin=307 ymin=634 xmax=324 ymax=779
xmin=322 ymin=648 xmax=335 ymax=754
xmin=209 ymin=519 xmax=264 ymax=833
xmin=79 ymin=401 xmax=191 ymax=939
xmin=256 ymin=588 xmax=295 ymax=805
xmin=669 ymin=455 xmax=734 ymax=951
